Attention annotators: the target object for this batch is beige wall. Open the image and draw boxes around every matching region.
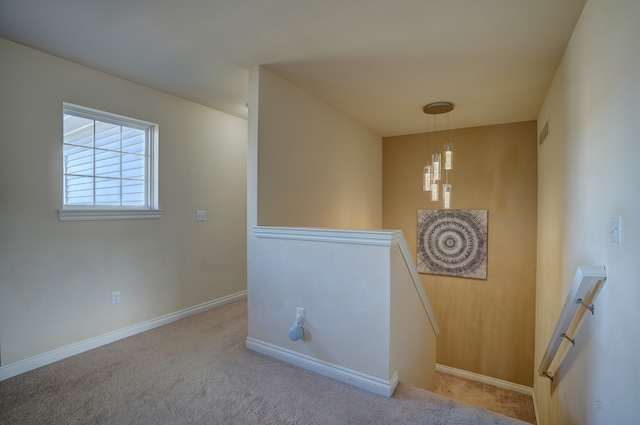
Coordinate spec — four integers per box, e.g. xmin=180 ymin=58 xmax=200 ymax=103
xmin=246 ymin=68 xmax=396 ymax=395
xmin=383 ymin=121 xmax=537 ymax=386
xmin=534 ymin=0 xmax=640 ymax=424
xmin=0 ymin=39 xmax=247 ymax=365
xmin=254 ymin=67 xmax=382 ymax=229
xmin=390 ymin=244 xmax=437 ymax=390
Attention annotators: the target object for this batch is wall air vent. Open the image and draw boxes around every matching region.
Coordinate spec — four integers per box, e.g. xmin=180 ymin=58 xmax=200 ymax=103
xmin=539 ymin=120 xmax=549 ymax=145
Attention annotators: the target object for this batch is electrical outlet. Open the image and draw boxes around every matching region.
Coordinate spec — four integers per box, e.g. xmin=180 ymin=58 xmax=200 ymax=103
xmin=111 ymin=291 xmax=121 ymax=305
xmin=196 ymin=210 xmax=206 ymax=222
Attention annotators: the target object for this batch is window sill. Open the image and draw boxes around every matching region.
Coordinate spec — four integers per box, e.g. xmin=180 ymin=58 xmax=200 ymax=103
xmin=58 ymin=208 xmax=163 ymax=221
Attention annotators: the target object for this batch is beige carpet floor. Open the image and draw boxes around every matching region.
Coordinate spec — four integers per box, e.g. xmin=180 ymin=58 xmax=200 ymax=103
xmin=1 ymin=298 xmax=530 ymax=424
xmin=434 ymin=372 xmax=536 ymax=424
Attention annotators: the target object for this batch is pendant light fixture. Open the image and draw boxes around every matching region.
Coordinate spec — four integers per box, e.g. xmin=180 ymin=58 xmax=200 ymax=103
xmin=422 ymin=102 xmax=454 ymax=209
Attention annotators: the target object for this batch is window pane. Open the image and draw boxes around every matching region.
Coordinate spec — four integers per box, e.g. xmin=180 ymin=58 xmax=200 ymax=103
xmin=95 ymin=149 xmax=120 ymax=178
xmin=122 ymin=153 xmax=145 ymax=180
xmin=95 ymin=177 xmax=121 ymax=205
xmin=65 ymin=175 xmax=93 ymax=205
xmin=63 ymin=115 xmax=94 ymax=147
xmin=64 ymin=147 xmax=94 ymax=176
xmin=64 ymin=143 xmax=91 ymax=157
xmin=122 ymin=180 xmax=145 ymax=205
xmin=62 ymin=104 xmax=155 ymax=210
xmin=122 ymin=128 xmax=145 ymax=154
xmin=95 ymin=122 xmax=120 ymax=150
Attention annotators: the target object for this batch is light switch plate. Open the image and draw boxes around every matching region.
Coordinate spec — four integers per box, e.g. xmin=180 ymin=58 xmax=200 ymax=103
xmin=611 ymin=216 xmax=623 ymax=244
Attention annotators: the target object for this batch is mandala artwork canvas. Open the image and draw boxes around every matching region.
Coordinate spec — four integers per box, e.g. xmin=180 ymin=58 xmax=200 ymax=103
xmin=417 ymin=209 xmax=488 ymax=279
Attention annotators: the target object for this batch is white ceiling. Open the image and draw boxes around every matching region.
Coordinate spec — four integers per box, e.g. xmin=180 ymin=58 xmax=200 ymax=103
xmin=0 ymin=0 xmax=585 ymax=137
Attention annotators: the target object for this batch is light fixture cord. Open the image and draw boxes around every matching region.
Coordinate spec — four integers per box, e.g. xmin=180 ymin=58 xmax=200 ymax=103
xmin=426 ymin=112 xmax=430 ymax=158
xmin=445 ymin=112 xmax=449 ymax=185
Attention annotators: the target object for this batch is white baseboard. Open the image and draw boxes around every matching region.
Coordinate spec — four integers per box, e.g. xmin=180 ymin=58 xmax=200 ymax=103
xmin=435 ymin=363 xmax=533 ymax=396
xmin=0 ymin=291 xmax=247 ymax=381
xmin=246 ymin=337 xmax=398 ymax=398
xmin=532 ymin=389 xmax=540 ymax=425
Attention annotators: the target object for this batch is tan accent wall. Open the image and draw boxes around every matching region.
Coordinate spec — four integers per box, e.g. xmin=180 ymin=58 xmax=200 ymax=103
xmin=383 ymin=121 xmax=537 ymax=386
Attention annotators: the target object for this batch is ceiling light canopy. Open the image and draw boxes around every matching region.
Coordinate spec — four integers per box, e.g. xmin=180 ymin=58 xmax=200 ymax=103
xmin=422 ymin=102 xmax=454 ymax=115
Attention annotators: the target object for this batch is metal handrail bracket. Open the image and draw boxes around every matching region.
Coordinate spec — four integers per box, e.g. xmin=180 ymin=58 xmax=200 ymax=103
xmin=538 ymin=265 xmax=607 ymax=380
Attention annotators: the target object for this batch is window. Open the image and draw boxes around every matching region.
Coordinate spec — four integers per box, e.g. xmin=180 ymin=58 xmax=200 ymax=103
xmin=59 ymin=103 xmax=160 ymax=221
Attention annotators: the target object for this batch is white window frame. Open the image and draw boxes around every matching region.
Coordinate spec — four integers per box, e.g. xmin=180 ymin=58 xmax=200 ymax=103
xmin=58 ymin=103 xmax=161 ymax=221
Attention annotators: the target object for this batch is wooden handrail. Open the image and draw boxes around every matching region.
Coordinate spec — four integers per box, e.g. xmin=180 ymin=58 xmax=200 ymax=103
xmin=538 ymin=265 xmax=607 ymax=380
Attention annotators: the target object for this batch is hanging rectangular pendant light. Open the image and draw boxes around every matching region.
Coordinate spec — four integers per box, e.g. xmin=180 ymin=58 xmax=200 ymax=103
xmin=432 ymin=153 xmax=441 ymax=181
xmin=422 ymin=102 xmax=455 ymax=209
xmin=423 ymin=165 xmax=432 ymax=191
xmin=444 ymin=143 xmax=453 ymax=170
xmin=443 ymin=184 xmax=451 ymax=209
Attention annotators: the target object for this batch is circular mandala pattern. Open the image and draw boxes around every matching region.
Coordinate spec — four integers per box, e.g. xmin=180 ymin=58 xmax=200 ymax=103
xmin=417 ymin=210 xmax=487 ymax=279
